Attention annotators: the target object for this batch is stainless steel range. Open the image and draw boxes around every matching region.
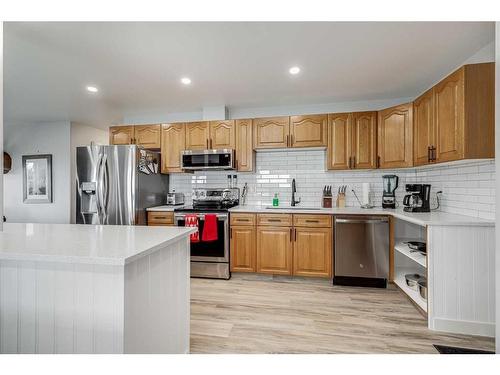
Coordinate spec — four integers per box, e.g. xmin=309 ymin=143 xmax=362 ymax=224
xmin=174 ymin=188 xmax=239 ymax=280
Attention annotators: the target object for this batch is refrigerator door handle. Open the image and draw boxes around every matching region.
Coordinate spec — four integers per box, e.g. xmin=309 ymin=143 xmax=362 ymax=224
xmin=97 ymin=153 xmax=107 ymax=222
xmin=102 ymin=153 xmax=109 ymax=220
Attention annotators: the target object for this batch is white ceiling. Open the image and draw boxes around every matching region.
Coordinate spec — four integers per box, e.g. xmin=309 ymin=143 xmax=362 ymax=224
xmin=4 ymin=22 xmax=495 ymax=128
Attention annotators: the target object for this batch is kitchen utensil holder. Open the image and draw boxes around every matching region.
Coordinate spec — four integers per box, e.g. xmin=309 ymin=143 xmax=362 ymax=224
xmin=336 ymin=194 xmax=346 ymax=208
xmin=322 ymin=196 xmax=332 ymax=208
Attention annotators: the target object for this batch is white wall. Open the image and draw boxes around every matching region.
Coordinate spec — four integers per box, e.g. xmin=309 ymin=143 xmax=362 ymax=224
xmin=69 ymin=123 xmax=108 ymax=223
xmin=0 ymin=23 xmax=3 ymax=230
xmin=3 ymin=122 xmax=71 ymax=224
xmin=495 ymin=22 xmax=500 ymax=354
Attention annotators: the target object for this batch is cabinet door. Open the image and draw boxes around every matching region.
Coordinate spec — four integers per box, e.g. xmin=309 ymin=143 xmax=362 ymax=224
xmin=235 ymin=119 xmax=254 ymax=172
xmin=327 ymin=113 xmax=352 ymax=170
xmin=161 ymin=123 xmax=186 ymax=173
xmin=434 ymin=67 xmax=465 ymax=162
xmin=109 ymin=126 xmax=135 ymax=145
xmin=352 ymin=112 xmax=377 ymax=169
xmin=135 ymin=124 xmax=161 ymax=149
xmin=185 ymin=121 xmax=210 ymax=150
xmin=290 ymin=114 xmax=327 ymax=147
xmin=253 ymin=117 xmax=290 ymax=149
xmin=293 ymin=227 xmax=332 ymax=278
xmin=377 ymin=103 xmax=413 ymax=168
xmin=230 ymin=226 xmax=256 ymax=273
xmin=413 ymin=89 xmax=434 ymax=166
xmin=147 ymin=212 xmax=174 ymax=226
xmin=256 ymin=226 xmax=292 ymax=275
xmin=209 ymin=120 xmax=235 ymax=149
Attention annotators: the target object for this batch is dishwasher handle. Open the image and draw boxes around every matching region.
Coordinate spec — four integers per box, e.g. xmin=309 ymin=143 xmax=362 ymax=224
xmin=335 ymin=218 xmax=388 ymax=224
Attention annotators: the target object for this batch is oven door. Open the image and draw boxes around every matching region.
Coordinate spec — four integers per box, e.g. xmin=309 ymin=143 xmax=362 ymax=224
xmin=181 ymin=149 xmax=235 ymax=170
xmin=174 ymin=213 xmax=229 ymax=263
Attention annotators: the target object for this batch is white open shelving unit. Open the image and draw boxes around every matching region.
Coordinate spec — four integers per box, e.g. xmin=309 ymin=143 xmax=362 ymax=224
xmin=393 ymin=219 xmax=428 ymax=315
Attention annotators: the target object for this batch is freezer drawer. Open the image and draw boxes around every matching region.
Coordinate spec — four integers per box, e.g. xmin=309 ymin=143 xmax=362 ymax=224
xmin=333 ymin=216 xmax=389 ymax=288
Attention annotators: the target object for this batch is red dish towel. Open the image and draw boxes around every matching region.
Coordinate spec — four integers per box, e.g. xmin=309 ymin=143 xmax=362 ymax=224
xmin=202 ymin=214 xmax=218 ymax=242
xmin=185 ymin=214 xmax=199 ymax=243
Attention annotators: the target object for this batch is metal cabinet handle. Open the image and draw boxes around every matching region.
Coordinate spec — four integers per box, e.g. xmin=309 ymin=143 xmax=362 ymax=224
xmin=353 ymin=156 xmax=356 ymax=168
xmin=286 ymin=135 xmax=289 ymax=147
xmin=290 ymin=227 xmax=293 ymax=241
xmin=236 ymin=218 xmax=250 ymax=222
xmin=348 ymin=157 xmax=352 ymax=169
xmin=153 ymin=216 xmax=169 ymax=219
xmin=268 ymin=219 xmax=282 ymax=222
xmin=290 ymin=135 xmax=294 ymax=146
xmin=230 ymin=228 xmax=233 ymax=239
xmin=305 ymin=220 xmax=319 ymax=223
xmin=294 ymin=228 xmax=297 ymax=242
xmin=431 ymin=146 xmax=436 ymax=161
xmin=377 ymin=156 xmax=381 ymax=169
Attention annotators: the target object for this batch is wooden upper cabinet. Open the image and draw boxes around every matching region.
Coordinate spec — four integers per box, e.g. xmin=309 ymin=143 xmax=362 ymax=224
xmin=134 ymin=124 xmax=161 ymax=149
xmin=413 ymin=89 xmax=435 ymax=166
xmin=351 ymin=111 xmax=377 ymax=169
xmin=377 ymin=103 xmax=413 ymax=169
xmin=230 ymin=226 xmax=256 ymax=273
xmin=235 ymin=119 xmax=254 ymax=172
xmin=209 ymin=120 xmax=235 ymax=149
xmin=256 ymin=226 xmax=292 ymax=275
xmin=293 ymin=227 xmax=332 ymax=278
xmin=327 ymin=113 xmax=352 ymax=170
xmin=434 ymin=67 xmax=465 ymax=163
xmin=109 ymin=126 xmax=135 ymax=145
xmin=161 ymin=123 xmax=185 ymax=173
xmin=290 ymin=114 xmax=327 ymax=147
xmin=254 ymin=117 xmax=290 ymax=149
xmin=185 ymin=122 xmax=210 ymax=150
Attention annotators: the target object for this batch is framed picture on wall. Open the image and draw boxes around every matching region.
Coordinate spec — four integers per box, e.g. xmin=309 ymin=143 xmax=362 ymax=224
xmin=22 ymin=154 xmax=53 ymax=204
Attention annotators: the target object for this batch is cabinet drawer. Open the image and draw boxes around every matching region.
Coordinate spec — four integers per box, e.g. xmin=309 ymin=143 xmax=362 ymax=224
xmin=257 ymin=214 xmax=292 ymax=227
xmin=147 ymin=211 xmax=174 ymax=225
xmin=293 ymin=214 xmax=332 ymax=228
xmin=230 ymin=213 xmax=256 ymax=226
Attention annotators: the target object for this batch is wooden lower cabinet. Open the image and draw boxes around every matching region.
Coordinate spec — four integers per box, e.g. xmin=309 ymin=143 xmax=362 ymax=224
xmin=293 ymin=227 xmax=332 ymax=278
xmin=256 ymin=226 xmax=293 ymax=275
xmin=230 ymin=226 xmax=256 ymax=272
xmin=147 ymin=211 xmax=174 ymax=226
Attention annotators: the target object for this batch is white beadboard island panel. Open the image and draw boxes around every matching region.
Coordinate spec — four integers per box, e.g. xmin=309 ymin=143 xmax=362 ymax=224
xmin=0 ymin=223 xmax=193 ymax=353
xmin=428 ymin=225 xmax=495 ymax=337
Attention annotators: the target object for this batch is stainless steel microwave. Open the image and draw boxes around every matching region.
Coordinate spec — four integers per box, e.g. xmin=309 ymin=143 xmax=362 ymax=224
xmin=181 ymin=149 xmax=235 ymax=171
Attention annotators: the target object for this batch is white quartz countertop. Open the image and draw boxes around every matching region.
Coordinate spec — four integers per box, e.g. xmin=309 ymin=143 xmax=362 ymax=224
xmin=146 ymin=205 xmax=184 ymax=212
xmin=229 ymin=205 xmax=494 ymax=227
xmin=0 ymin=223 xmax=196 ymax=265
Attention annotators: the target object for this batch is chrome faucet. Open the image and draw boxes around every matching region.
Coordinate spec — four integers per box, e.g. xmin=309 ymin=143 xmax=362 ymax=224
xmin=291 ymin=178 xmax=301 ymax=206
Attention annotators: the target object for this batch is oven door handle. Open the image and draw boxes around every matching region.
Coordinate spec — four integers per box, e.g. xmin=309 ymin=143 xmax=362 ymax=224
xmin=174 ymin=213 xmax=228 ymax=221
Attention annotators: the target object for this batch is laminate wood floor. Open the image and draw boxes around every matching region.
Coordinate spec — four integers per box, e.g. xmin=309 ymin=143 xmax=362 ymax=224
xmin=190 ymin=274 xmax=495 ymax=354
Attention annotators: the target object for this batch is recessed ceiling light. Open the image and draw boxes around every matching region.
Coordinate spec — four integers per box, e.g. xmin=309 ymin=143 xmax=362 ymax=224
xmin=181 ymin=77 xmax=192 ymax=85
xmin=289 ymin=66 xmax=301 ymax=75
xmin=86 ymin=86 xmax=99 ymax=93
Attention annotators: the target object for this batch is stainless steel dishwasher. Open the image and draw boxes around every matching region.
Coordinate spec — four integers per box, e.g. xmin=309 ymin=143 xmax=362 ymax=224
xmin=333 ymin=216 xmax=389 ymax=288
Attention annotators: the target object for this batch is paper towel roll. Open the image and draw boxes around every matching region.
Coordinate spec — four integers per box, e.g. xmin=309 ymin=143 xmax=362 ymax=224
xmin=362 ymin=183 xmax=370 ymax=205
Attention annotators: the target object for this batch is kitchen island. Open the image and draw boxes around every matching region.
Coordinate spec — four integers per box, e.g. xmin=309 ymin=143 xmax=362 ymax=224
xmin=0 ymin=223 xmax=196 ymax=354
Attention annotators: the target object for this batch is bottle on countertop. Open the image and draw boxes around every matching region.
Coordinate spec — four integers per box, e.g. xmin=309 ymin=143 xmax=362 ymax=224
xmin=232 ymin=174 xmax=238 ymax=188
xmin=273 ymin=193 xmax=279 ymax=207
xmin=227 ymin=174 xmax=232 ymax=188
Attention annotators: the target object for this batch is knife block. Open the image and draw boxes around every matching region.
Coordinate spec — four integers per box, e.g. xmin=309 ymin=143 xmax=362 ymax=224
xmin=322 ymin=196 xmax=332 ymax=208
xmin=336 ymin=194 xmax=346 ymax=208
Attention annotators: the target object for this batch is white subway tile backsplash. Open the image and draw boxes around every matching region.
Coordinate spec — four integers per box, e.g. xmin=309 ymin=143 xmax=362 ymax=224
xmin=169 ymin=150 xmax=495 ymax=220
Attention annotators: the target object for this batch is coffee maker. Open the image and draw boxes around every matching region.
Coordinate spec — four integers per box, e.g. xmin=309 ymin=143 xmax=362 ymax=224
xmin=382 ymin=175 xmax=399 ymax=209
xmin=403 ymin=184 xmax=431 ymax=212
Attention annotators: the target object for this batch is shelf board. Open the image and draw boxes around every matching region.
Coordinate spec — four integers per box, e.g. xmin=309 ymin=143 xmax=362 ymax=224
xmin=394 ymin=242 xmax=427 ymax=268
xmin=394 ymin=268 xmax=427 ymax=313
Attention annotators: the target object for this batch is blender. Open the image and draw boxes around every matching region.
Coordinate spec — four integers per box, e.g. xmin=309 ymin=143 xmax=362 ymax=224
xmin=382 ymin=175 xmax=399 ymax=209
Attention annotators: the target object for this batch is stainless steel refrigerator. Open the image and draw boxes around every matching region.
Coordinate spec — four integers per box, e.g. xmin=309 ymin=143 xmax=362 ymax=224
xmin=76 ymin=145 xmax=168 ymax=225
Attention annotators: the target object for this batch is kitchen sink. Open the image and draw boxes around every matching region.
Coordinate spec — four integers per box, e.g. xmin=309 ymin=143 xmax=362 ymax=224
xmin=265 ymin=207 xmax=321 ymax=210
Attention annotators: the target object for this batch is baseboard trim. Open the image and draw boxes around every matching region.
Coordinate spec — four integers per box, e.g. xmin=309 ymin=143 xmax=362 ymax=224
xmin=430 ymin=317 xmax=495 ymax=338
